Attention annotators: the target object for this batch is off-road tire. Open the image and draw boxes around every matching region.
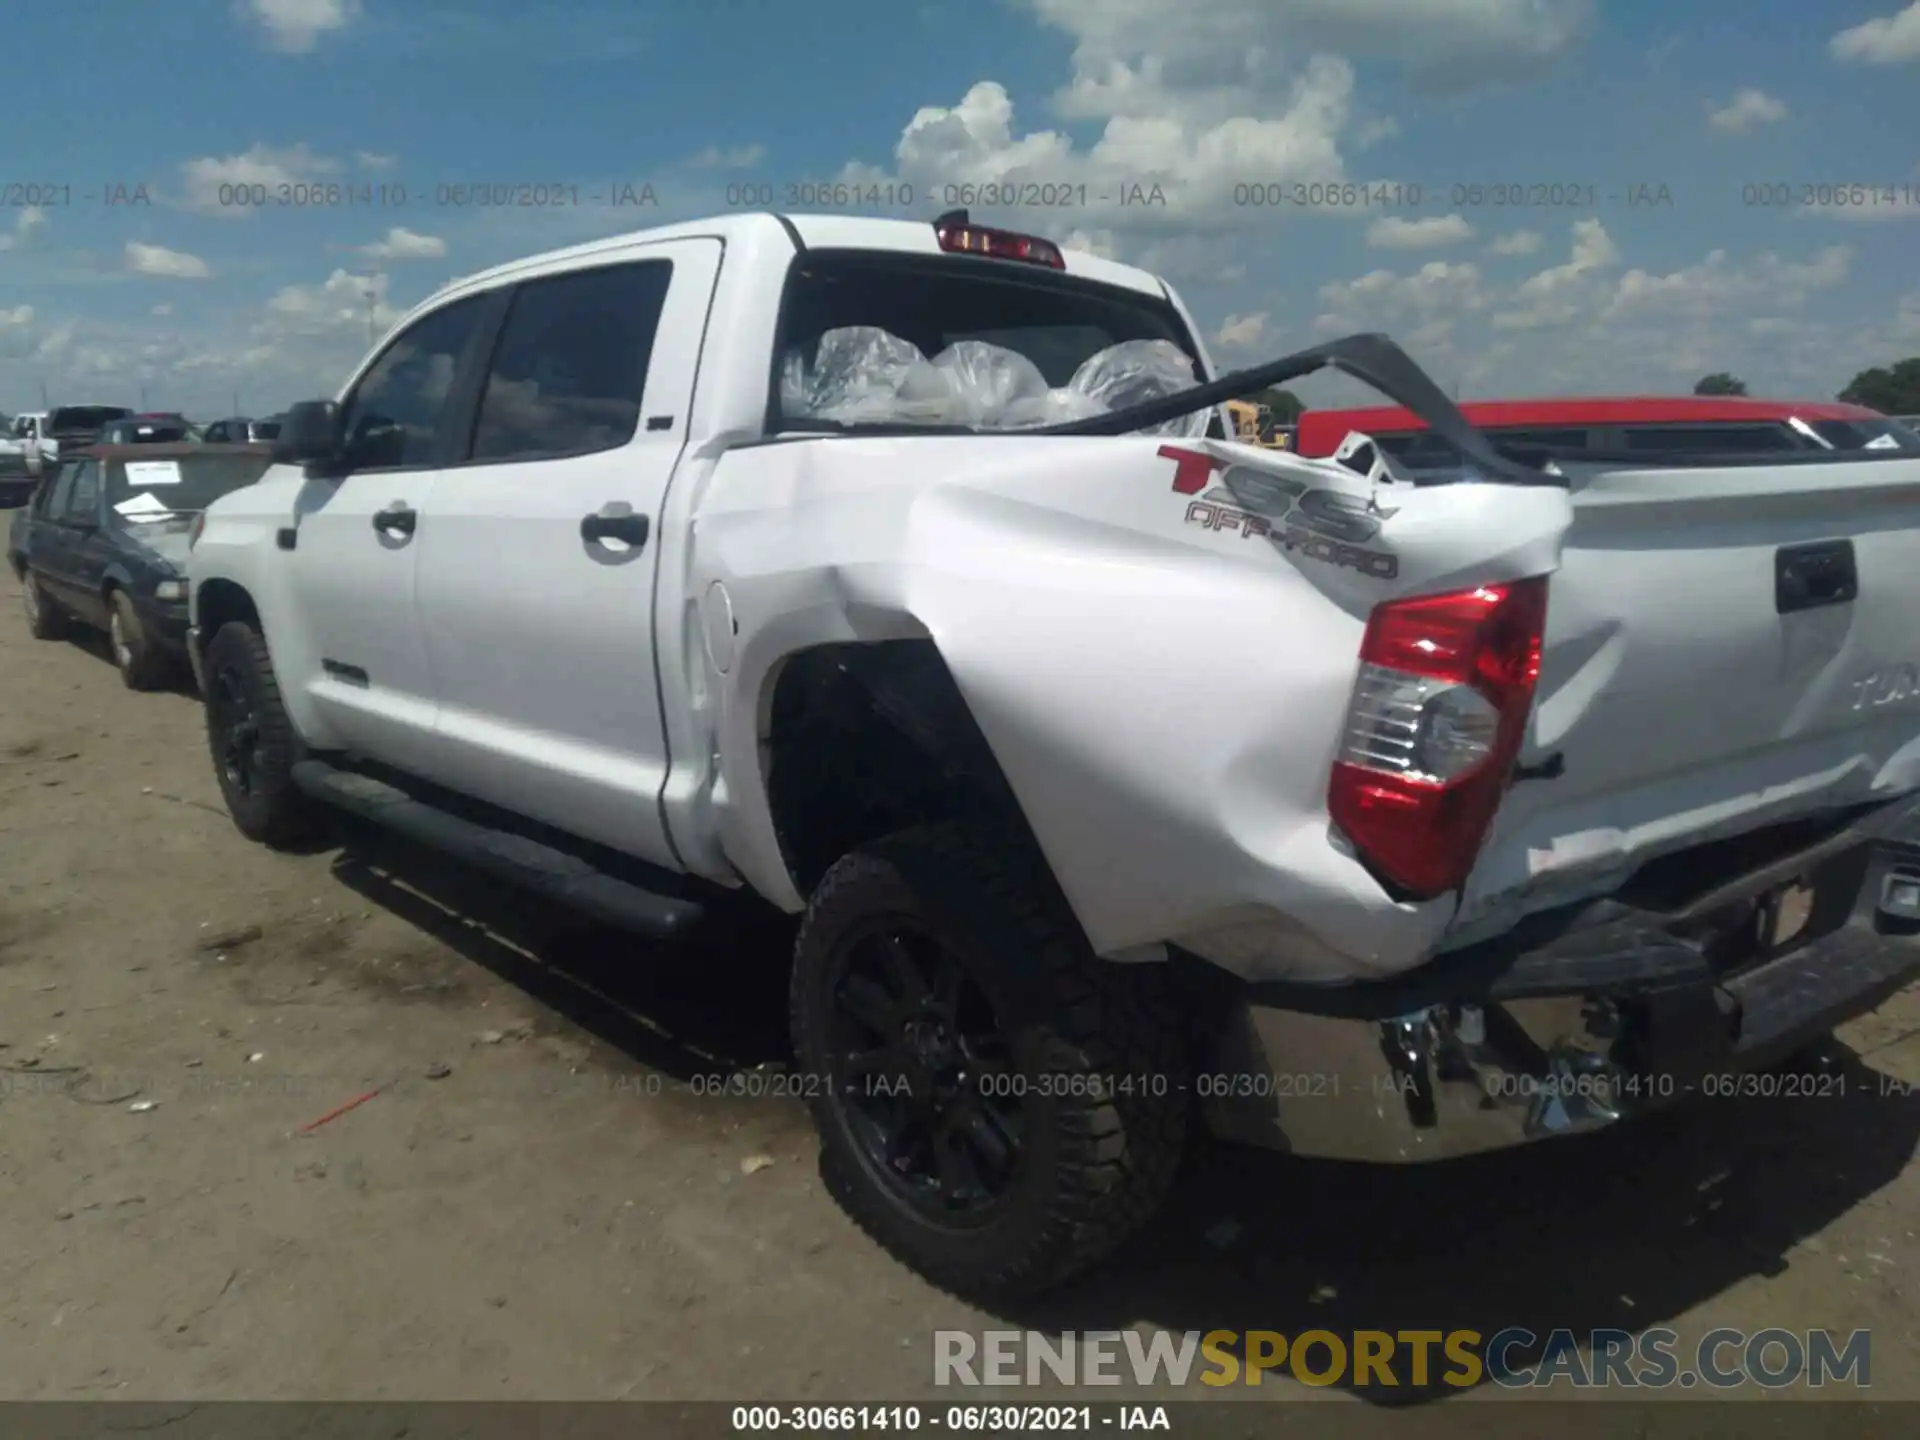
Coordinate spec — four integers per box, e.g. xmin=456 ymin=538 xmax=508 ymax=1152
xmin=22 ymin=572 xmax=67 ymax=640
xmin=108 ymin=589 xmax=170 ymax=691
xmin=791 ymin=823 xmax=1190 ymax=1301
xmin=202 ymin=620 xmax=315 ymax=848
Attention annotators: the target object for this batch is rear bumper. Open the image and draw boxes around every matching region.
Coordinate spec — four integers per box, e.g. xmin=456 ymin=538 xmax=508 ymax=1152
xmin=139 ymin=598 xmax=190 ymax=653
xmin=1194 ymin=793 xmax=1920 ymax=1161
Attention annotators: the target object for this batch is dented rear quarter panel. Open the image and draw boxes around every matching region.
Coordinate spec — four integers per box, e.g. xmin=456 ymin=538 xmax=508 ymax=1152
xmin=676 ymin=434 xmax=1575 ymax=982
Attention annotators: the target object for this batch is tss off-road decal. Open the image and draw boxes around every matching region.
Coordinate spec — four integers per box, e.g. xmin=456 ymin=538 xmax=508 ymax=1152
xmin=1158 ymin=446 xmax=1399 ymax=579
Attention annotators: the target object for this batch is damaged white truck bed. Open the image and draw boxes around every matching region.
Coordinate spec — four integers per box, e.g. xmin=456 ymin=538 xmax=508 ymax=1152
xmin=187 ymin=210 xmax=1920 ymax=1300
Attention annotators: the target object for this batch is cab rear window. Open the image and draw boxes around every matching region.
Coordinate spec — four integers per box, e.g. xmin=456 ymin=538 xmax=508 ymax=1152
xmin=1620 ymin=424 xmax=1800 ymax=452
xmin=772 ymin=250 xmax=1204 ymax=431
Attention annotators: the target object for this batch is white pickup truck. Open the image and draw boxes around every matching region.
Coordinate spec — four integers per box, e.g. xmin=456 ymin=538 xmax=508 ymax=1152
xmin=0 ymin=412 xmax=50 ymax=506
xmin=186 ymin=210 xmax=1920 ymax=1300
xmin=1 ymin=406 xmax=135 ymax=486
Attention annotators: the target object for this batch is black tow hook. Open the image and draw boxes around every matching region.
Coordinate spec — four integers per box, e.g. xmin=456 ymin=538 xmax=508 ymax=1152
xmin=1379 ymin=1017 xmax=1438 ymax=1128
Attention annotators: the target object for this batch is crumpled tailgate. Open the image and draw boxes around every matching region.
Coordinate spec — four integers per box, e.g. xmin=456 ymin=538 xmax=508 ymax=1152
xmin=1454 ymin=453 xmax=1920 ymax=935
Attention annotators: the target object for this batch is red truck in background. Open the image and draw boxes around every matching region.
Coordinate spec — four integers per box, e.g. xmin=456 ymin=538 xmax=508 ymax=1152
xmin=1295 ymin=395 xmax=1920 ymax=464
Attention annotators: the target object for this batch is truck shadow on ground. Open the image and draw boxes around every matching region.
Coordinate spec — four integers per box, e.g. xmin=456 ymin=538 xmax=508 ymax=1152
xmin=321 ymin=823 xmax=1920 ymax=1406
xmin=1021 ymin=1042 xmax=1920 ymax=1405
xmin=324 ymin=820 xmax=798 ymax=1083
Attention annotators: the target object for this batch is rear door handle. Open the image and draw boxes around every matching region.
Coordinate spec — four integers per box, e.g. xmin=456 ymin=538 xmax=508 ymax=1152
xmin=580 ymin=505 xmax=649 ymax=549
xmin=372 ymin=503 xmax=417 ymax=539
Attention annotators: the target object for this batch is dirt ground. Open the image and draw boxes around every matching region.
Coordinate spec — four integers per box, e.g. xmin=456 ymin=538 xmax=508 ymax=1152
xmin=5 ymin=568 xmax=1920 ymax=1414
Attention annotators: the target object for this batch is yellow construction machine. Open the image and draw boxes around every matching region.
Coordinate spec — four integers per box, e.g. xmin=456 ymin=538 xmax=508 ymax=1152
xmin=1224 ymin=399 xmax=1291 ymax=450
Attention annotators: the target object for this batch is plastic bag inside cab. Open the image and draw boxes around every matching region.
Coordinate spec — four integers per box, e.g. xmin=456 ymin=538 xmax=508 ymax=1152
xmin=779 ymin=326 xmax=1211 ymax=438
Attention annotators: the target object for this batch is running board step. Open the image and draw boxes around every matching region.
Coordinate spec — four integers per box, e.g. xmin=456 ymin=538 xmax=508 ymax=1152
xmin=290 ymin=759 xmax=705 ymax=939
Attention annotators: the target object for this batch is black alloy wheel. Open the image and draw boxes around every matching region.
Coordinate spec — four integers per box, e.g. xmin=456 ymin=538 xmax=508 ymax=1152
xmin=825 ymin=915 xmax=1024 ymax=1219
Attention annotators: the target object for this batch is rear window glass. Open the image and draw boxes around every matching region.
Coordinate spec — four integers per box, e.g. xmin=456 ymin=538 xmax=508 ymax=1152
xmin=1377 ymin=432 xmax=1465 ymax=467
xmin=773 ymin=252 xmax=1202 ymax=429
xmin=49 ymin=406 xmax=133 ymax=431
xmin=1375 ymin=425 xmax=1591 ymax=469
xmin=105 ymin=452 xmax=272 ymax=515
xmin=1620 ymin=424 xmax=1800 ymax=453
xmin=1490 ymin=427 xmax=1591 ymax=449
xmin=1810 ymin=418 xmax=1920 ymax=452
xmin=119 ymin=422 xmax=190 ymax=442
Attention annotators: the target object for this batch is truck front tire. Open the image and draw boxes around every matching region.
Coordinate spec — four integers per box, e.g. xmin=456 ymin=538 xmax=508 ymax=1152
xmin=201 ymin=621 xmax=315 ymax=848
xmin=790 ymin=824 xmax=1190 ymax=1300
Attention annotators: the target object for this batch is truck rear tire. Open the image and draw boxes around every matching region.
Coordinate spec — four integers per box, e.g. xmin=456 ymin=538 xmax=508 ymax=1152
xmin=790 ymin=823 xmax=1190 ymax=1300
xmin=201 ymin=620 xmax=315 ymax=848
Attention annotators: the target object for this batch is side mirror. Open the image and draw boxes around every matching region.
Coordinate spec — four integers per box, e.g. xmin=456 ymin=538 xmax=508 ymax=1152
xmin=272 ymin=400 xmax=346 ymax=468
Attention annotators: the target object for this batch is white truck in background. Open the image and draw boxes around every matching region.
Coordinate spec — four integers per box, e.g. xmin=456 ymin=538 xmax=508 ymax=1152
xmin=185 ymin=210 xmax=1920 ymax=1300
xmin=1 ymin=406 xmax=134 ymax=484
xmin=0 ymin=412 xmax=49 ymax=506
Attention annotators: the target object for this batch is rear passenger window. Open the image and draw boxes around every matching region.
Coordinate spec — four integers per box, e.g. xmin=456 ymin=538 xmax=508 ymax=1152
xmin=42 ymin=464 xmax=78 ymax=517
xmin=1621 ymin=425 xmax=1797 ymax=453
xmin=65 ymin=461 xmax=100 ymax=521
xmin=468 ymin=261 xmax=672 ymax=464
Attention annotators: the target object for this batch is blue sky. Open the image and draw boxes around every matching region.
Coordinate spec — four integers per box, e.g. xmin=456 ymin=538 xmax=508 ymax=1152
xmin=3 ymin=0 xmax=1918 ymax=416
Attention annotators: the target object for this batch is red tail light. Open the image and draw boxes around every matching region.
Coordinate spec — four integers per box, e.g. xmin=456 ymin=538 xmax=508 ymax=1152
xmin=934 ymin=217 xmax=1064 ymax=268
xmin=1327 ymin=577 xmax=1549 ymax=899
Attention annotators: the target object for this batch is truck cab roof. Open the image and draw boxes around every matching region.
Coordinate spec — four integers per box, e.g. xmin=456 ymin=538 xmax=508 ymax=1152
xmin=418 ymin=212 xmax=1168 ymax=325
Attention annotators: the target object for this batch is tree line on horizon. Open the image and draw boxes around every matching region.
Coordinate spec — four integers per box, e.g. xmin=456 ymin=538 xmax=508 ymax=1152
xmin=1694 ymin=362 xmax=1920 ymax=415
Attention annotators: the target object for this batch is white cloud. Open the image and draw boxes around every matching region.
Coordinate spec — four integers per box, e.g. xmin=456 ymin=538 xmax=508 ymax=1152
xmin=1367 ymin=213 xmax=1474 ymax=249
xmin=237 ymin=0 xmax=362 ymax=53
xmin=1291 ymin=223 xmax=1874 ymax=402
xmin=687 ymin=144 xmax=766 ymax=169
xmin=0 ymin=307 xmax=40 ymax=362
xmin=1032 ymin=0 xmax=1589 ymax=118
xmin=125 ymin=242 xmax=213 ymax=279
xmin=1354 ymin=116 xmax=1401 ymax=148
xmin=1060 ymin=227 xmax=1121 ymax=259
xmin=1318 ymin=259 xmax=1486 ymax=320
xmin=1214 ymin=312 xmax=1270 ymax=351
xmin=1487 ymin=228 xmax=1542 ymax=255
xmin=844 ymin=63 xmax=1355 ymax=234
xmin=1603 ymin=245 xmax=1851 ymax=322
xmin=359 ymin=226 xmax=449 ymax=261
xmin=1830 ymin=2 xmax=1920 ymax=63
xmin=1489 ymin=218 xmax=1619 ymax=329
xmin=1706 ymin=88 xmax=1787 ymax=134
xmin=13 ymin=267 xmax=417 ymax=410
xmin=0 ymin=206 xmax=47 ymax=252
xmin=178 ymin=143 xmax=340 ymax=215
xmin=151 ymin=303 xmax=174 ymax=317
xmin=838 ymin=1 xmax=1587 ymax=252
xmin=356 ymin=150 xmax=398 ymax=170
xmin=1310 ymin=260 xmax=1489 ymax=380
xmin=266 ymin=269 xmax=401 ymax=339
